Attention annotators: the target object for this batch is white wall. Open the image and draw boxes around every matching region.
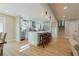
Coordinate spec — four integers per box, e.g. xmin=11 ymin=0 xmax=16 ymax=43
xmin=40 ymin=3 xmax=58 ymax=38
xmin=40 ymin=3 xmax=57 ymax=22
xmin=5 ymin=16 xmax=16 ymax=41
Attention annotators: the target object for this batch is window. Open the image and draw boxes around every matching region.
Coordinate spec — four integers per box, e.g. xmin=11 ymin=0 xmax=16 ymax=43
xmin=0 ymin=23 xmax=3 ymax=32
xmin=58 ymin=20 xmax=65 ymax=27
xmin=0 ymin=17 xmax=5 ymax=32
xmin=62 ymin=20 xmax=65 ymax=26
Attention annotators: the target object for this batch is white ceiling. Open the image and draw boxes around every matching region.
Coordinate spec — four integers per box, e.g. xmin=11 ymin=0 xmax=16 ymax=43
xmin=0 ymin=3 xmax=45 ymax=20
xmin=2 ymin=3 xmax=79 ymax=21
xmin=49 ymin=3 xmax=79 ymax=20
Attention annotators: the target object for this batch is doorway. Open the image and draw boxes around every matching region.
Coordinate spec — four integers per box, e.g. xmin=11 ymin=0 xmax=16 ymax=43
xmin=58 ymin=20 xmax=65 ymax=37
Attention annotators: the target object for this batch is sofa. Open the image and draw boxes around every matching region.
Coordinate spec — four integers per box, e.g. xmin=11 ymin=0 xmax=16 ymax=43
xmin=69 ymin=35 xmax=79 ymax=56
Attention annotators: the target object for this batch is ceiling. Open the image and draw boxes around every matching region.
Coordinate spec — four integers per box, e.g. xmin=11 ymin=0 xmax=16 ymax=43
xmin=1 ymin=3 xmax=79 ymax=21
xmin=48 ymin=3 xmax=79 ymax=20
xmin=0 ymin=3 xmax=45 ymax=20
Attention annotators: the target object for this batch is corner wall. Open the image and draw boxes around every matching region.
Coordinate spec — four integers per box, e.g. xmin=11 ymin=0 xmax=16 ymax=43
xmin=0 ymin=13 xmax=16 ymax=42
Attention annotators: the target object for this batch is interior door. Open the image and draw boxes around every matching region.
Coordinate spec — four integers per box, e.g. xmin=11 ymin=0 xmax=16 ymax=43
xmin=68 ymin=21 xmax=79 ymax=36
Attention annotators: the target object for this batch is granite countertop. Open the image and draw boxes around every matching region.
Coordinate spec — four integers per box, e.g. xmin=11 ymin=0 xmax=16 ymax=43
xmin=28 ymin=31 xmax=51 ymax=33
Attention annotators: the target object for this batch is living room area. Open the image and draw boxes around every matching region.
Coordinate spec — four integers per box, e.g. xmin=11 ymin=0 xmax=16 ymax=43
xmin=0 ymin=3 xmax=79 ymax=56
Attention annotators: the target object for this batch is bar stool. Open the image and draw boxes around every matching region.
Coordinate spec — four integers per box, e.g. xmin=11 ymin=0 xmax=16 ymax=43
xmin=0 ymin=32 xmax=2 ymax=40
xmin=38 ymin=33 xmax=52 ymax=48
xmin=0 ymin=33 xmax=7 ymax=56
xmin=38 ymin=33 xmax=47 ymax=48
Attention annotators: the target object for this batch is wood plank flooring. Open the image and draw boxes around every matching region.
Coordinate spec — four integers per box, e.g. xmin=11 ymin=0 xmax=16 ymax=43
xmin=3 ymin=37 xmax=72 ymax=56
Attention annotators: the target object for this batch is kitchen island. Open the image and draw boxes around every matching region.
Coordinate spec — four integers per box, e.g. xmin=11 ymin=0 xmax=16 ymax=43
xmin=28 ymin=31 xmax=52 ymax=46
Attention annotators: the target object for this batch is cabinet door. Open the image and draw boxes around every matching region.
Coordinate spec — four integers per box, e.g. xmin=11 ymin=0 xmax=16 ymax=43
xmin=28 ymin=32 xmax=38 ymax=46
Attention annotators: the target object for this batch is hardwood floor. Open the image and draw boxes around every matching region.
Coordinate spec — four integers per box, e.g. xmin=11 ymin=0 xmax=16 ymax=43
xmin=58 ymin=28 xmax=65 ymax=37
xmin=3 ymin=37 xmax=72 ymax=56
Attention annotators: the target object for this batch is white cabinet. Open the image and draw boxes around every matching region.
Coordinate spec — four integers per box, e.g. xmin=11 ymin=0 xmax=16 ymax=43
xmin=28 ymin=32 xmax=38 ymax=46
xmin=28 ymin=31 xmax=51 ymax=46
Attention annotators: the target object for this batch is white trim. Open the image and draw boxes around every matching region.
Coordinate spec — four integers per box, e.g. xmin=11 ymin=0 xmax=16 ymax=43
xmin=3 ymin=17 xmax=6 ymax=32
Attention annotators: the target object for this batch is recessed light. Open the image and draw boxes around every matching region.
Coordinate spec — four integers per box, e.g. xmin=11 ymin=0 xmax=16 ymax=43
xmin=63 ymin=16 xmax=65 ymax=18
xmin=64 ymin=6 xmax=68 ymax=10
xmin=5 ymin=10 xmax=9 ymax=12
